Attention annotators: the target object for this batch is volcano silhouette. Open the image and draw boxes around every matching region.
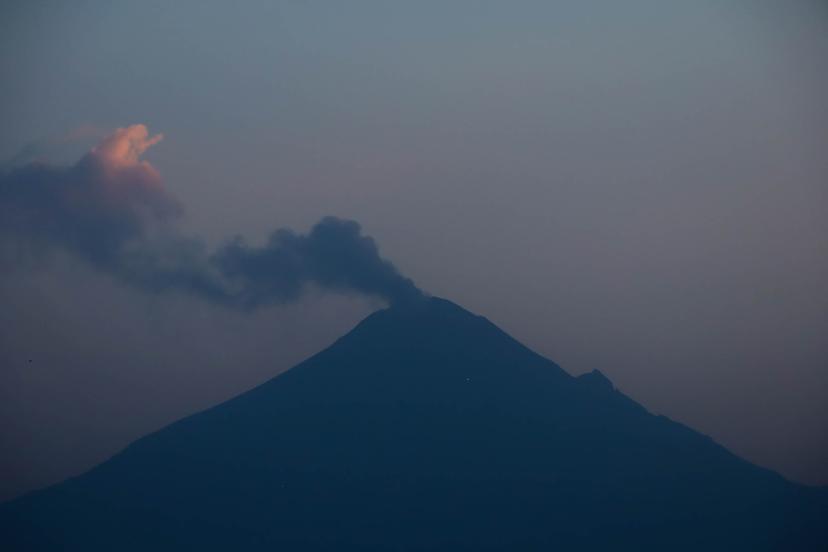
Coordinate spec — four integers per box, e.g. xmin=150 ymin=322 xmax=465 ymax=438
xmin=2 ymin=297 xmax=826 ymax=550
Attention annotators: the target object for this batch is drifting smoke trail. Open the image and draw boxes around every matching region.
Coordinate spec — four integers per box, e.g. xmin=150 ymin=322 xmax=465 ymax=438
xmin=0 ymin=125 xmax=422 ymax=308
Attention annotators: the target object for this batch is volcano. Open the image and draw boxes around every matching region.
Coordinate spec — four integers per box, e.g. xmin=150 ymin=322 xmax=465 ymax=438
xmin=2 ymin=297 xmax=826 ymax=550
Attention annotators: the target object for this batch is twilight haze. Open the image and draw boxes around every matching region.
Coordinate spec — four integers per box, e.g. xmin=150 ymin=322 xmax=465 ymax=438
xmin=1 ymin=0 xmax=826 ymax=504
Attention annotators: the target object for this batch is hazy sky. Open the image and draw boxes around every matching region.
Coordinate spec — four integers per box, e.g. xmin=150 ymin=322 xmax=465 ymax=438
xmin=1 ymin=0 xmax=826 ymax=500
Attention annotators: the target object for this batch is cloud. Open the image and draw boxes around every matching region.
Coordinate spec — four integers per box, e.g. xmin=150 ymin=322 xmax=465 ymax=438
xmin=213 ymin=217 xmax=422 ymax=308
xmin=0 ymin=125 xmax=422 ymax=307
xmin=2 ymin=125 xmax=109 ymax=169
xmin=0 ymin=124 xmax=180 ymax=267
xmin=91 ymin=125 xmax=164 ymax=168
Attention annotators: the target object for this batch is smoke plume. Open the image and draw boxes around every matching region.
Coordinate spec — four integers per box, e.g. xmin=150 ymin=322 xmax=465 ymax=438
xmin=0 ymin=125 xmax=422 ymax=308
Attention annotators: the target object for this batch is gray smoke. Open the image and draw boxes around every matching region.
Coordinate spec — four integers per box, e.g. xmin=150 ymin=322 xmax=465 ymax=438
xmin=0 ymin=125 xmax=422 ymax=308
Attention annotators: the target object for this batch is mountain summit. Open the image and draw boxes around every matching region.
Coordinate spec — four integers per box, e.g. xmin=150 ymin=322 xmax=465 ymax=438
xmin=3 ymin=297 xmax=826 ymax=550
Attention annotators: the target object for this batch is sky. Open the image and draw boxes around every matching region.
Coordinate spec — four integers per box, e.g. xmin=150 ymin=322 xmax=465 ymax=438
xmin=0 ymin=0 xmax=826 ymax=500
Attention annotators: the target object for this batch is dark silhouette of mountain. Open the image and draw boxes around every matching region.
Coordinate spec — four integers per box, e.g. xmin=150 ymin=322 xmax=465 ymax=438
xmin=2 ymin=297 xmax=826 ymax=550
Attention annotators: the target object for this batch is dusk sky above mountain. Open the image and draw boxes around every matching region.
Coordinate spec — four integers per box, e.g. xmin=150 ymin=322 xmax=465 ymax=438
xmin=1 ymin=0 xmax=827 ymax=503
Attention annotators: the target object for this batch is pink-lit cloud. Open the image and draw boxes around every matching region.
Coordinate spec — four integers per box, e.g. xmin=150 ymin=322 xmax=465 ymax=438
xmin=79 ymin=124 xmax=175 ymax=220
xmin=91 ymin=124 xmax=163 ymax=169
xmin=0 ymin=124 xmax=180 ymax=268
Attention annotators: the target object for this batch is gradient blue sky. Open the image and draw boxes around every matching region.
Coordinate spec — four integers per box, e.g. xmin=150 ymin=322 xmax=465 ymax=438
xmin=1 ymin=0 xmax=826 ymax=499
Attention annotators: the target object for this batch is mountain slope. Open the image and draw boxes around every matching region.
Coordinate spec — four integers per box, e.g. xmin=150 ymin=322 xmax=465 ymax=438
xmin=2 ymin=297 xmax=826 ymax=550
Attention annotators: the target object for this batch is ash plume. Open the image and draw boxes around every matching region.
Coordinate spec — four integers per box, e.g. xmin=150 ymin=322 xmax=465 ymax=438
xmin=0 ymin=125 xmax=422 ymax=308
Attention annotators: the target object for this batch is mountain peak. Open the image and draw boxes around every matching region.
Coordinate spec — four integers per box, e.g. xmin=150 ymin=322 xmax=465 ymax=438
xmin=340 ymin=295 xmax=486 ymax=342
xmin=333 ymin=296 xmax=565 ymax=376
xmin=377 ymin=295 xmax=481 ymax=320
